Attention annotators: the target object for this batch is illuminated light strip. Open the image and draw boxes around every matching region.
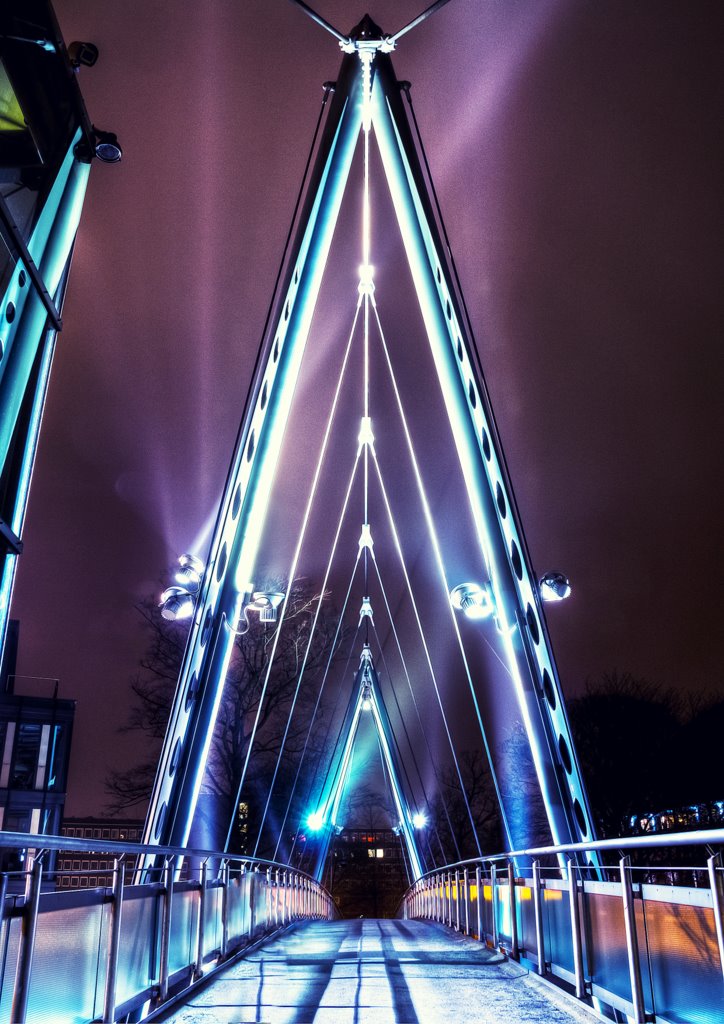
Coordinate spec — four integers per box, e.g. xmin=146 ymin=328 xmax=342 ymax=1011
xmin=276 ymin=552 xmax=362 ymax=863
xmin=369 ymin=444 xmax=482 ymax=858
xmin=371 ymin=298 xmax=514 ymax=850
xmin=227 ymin=293 xmax=363 ymax=852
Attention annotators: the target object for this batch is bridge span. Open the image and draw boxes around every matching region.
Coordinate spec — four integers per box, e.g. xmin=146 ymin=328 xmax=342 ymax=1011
xmin=158 ymin=918 xmax=596 ymax=1024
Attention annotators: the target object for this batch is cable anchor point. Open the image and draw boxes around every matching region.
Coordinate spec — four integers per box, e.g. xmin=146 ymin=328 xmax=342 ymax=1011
xmin=358 ymin=523 xmax=374 ymax=552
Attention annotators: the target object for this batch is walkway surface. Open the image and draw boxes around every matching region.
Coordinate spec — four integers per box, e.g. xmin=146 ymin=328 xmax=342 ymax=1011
xmin=160 ymin=918 xmax=600 ymax=1024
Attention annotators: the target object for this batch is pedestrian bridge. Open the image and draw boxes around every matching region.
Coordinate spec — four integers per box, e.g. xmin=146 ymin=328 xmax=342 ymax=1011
xmin=0 ymin=829 xmax=722 ymax=1023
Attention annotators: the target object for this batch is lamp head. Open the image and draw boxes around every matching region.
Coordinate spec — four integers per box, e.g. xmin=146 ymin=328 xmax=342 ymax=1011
xmin=450 ymin=582 xmax=494 ymax=620
xmin=539 ymin=571 xmax=571 ymax=602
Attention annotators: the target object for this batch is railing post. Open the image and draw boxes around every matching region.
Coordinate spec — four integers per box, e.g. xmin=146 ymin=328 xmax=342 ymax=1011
xmin=707 ymin=852 xmax=724 ymax=981
xmin=194 ymin=859 xmax=208 ymax=981
xmin=220 ymin=860 xmax=230 ymax=961
xmin=274 ymin=869 xmax=280 ymax=928
xmin=157 ymin=856 xmax=174 ymax=1005
xmin=491 ymin=863 xmax=498 ymax=948
xmin=281 ymin=870 xmax=288 ymax=927
xmin=620 ymin=855 xmax=646 ymax=1023
xmin=103 ymin=855 xmax=126 ymax=1021
xmin=567 ymin=859 xmax=586 ymax=998
xmin=11 ymin=853 xmax=43 ymax=1024
xmin=455 ymin=869 xmax=460 ymax=931
xmin=463 ymin=868 xmax=470 ymax=935
xmin=532 ymin=860 xmax=545 ymax=976
xmin=475 ymin=865 xmax=483 ymax=941
xmin=507 ymin=861 xmax=519 ymax=960
xmin=446 ymin=871 xmax=452 ymax=927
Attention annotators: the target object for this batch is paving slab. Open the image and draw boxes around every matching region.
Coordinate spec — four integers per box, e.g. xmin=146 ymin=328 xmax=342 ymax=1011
xmin=160 ymin=918 xmax=601 ymax=1024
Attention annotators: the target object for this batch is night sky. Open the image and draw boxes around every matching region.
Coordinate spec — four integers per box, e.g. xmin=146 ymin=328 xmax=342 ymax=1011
xmin=10 ymin=0 xmax=724 ymax=819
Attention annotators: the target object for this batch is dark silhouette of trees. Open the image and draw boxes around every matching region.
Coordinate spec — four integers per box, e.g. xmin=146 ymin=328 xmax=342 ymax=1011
xmin=106 ymin=578 xmax=346 ymax=855
xmin=567 ymin=671 xmax=724 ymax=837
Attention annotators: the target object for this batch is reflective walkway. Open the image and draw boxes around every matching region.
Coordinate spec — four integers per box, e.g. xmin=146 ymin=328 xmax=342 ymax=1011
xmin=160 ymin=918 xmax=599 ymax=1024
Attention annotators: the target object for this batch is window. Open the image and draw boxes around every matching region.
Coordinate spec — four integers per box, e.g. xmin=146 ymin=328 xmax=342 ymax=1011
xmin=10 ymin=723 xmax=41 ymax=789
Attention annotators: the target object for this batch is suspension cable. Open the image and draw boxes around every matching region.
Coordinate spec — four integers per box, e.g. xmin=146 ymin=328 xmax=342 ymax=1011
xmin=369 ymin=445 xmax=482 ymax=858
xmin=285 ymin=0 xmax=349 ymax=44
xmin=371 ymin=297 xmax=514 ymax=852
xmin=254 ymin=415 xmax=367 ymax=853
xmin=277 ymin=562 xmax=362 ymax=863
xmin=371 ymin=619 xmax=445 ymax=866
xmin=390 ymin=0 xmax=456 ymax=43
xmin=224 ymin=294 xmax=362 ymax=853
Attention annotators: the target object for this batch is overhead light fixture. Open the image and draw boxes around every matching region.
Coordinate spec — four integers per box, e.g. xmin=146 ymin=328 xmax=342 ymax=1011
xmin=361 ymin=683 xmax=372 ymax=712
xmin=159 ymin=586 xmax=194 ymax=622
xmin=539 ymin=571 xmax=571 ymax=602
xmin=450 ymin=582 xmax=494 ymax=621
xmin=411 ymin=812 xmax=427 ymax=830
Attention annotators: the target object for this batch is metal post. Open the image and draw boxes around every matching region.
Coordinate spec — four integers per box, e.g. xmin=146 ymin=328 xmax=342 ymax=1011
xmin=491 ymin=864 xmax=498 ymax=948
xmin=446 ymin=871 xmax=452 ymax=927
xmin=707 ymin=853 xmax=724 ymax=981
xmin=532 ymin=860 xmax=545 ymax=976
xmin=567 ymin=858 xmax=586 ymax=998
xmin=455 ymin=869 xmax=461 ymax=931
xmin=463 ymin=868 xmax=470 ymax=935
xmin=281 ymin=870 xmax=287 ymax=927
xmin=219 ymin=861 xmax=229 ymax=959
xmin=507 ymin=861 xmax=519 ymax=960
xmin=194 ymin=860 xmax=208 ymax=980
xmin=157 ymin=857 xmax=174 ymax=1004
xmin=620 ymin=856 xmax=646 ymax=1023
xmin=475 ymin=866 xmax=483 ymax=941
xmin=103 ymin=856 xmax=126 ymax=1022
xmin=11 ymin=854 xmax=43 ymax=1024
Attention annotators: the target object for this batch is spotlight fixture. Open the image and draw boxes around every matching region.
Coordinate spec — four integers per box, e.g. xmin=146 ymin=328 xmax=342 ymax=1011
xmin=411 ymin=812 xmax=427 ymax=830
xmin=450 ymin=582 xmax=494 ymax=621
xmin=159 ymin=586 xmax=194 ymax=622
xmin=68 ymin=41 xmax=99 ymax=68
xmin=174 ymin=553 xmax=204 ymax=592
xmin=230 ymin=591 xmax=286 ymax=635
xmin=74 ymin=127 xmax=122 ymax=164
xmin=539 ymin=571 xmax=571 ymax=602
xmin=93 ymin=129 xmax=122 ymax=163
xmin=361 ymin=683 xmax=372 ymax=712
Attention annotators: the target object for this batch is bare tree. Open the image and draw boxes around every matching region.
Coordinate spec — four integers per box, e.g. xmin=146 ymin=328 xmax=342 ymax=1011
xmin=106 ymin=578 xmax=346 ymax=854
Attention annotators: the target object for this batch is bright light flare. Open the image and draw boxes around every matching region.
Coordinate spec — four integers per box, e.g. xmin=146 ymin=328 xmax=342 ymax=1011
xmin=307 ymin=811 xmax=324 ymax=832
xmin=411 ymin=812 xmax=427 ymax=829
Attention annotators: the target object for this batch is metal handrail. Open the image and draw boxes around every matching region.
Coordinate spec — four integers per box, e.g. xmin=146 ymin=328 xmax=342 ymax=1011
xmin=409 ymin=827 xmax=724 ymax=880
xmin=0 ymin=829 xmax=320 ymax=881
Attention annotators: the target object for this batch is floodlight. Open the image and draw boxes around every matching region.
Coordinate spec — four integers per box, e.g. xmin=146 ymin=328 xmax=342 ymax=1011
xmin=411 ymin=812 xmax=427 ymax=829
xmin=94 ymin=129 xmax=122 ymax=163
xmin=539 ymin=571 xmax=571 ymax=602
xmin=450 ymin=582 xmax=494 ymax=620
xmin=174 ymin=553 xmax=204 ymax=591
xmin=159 ymin=586 xmax=194 ymax=622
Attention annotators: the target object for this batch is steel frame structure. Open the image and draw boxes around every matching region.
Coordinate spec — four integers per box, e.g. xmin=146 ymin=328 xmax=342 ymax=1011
xmin=308 ymin=644 xmax=424 ymax=882
xmin=143 ymin=16 xmax=597 ymax=873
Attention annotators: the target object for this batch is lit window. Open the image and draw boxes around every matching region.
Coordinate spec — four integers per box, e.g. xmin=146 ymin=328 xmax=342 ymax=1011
xmin=376 ymin=849 xmax=384 ymax=858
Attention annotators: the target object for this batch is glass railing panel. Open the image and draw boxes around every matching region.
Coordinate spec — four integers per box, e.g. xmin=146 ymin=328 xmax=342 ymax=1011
xmin=543 ymin=879 xmax=574 ymax=979
xmin=203 ymin=882 xmax=222 ymax=956
xmin=168 ymin=885 xmax=196 ymax=977
xmin=583 ymin=880 xmax=633 ymax=1013
xmin=114 ymin=888 xmax=156 ymax=1009
xmin=0 ymin=911 xmax=20 ymax=1022
xmin=518 ymin=879 xmax=538 ymax=960
xmin=26 ymin=896 xmax=108 ymax=1024
xmin=642 ymin=882 xmax=724 ymax=1023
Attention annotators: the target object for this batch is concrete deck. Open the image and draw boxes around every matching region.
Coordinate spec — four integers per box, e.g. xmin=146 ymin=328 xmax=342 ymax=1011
xmin=160 ymin=918 xmax=601 ymax=1024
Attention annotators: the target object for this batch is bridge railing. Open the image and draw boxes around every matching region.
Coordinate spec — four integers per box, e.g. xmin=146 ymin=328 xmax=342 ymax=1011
xmin=402 ymin=829 xmax=724 ymax=1024
xmin=0 ymin=831 xmax=335 ymax=1024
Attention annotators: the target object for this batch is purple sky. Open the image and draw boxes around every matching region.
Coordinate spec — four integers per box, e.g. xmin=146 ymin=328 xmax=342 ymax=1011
xmin=10 ymin=0 xmax=724 ymax=817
